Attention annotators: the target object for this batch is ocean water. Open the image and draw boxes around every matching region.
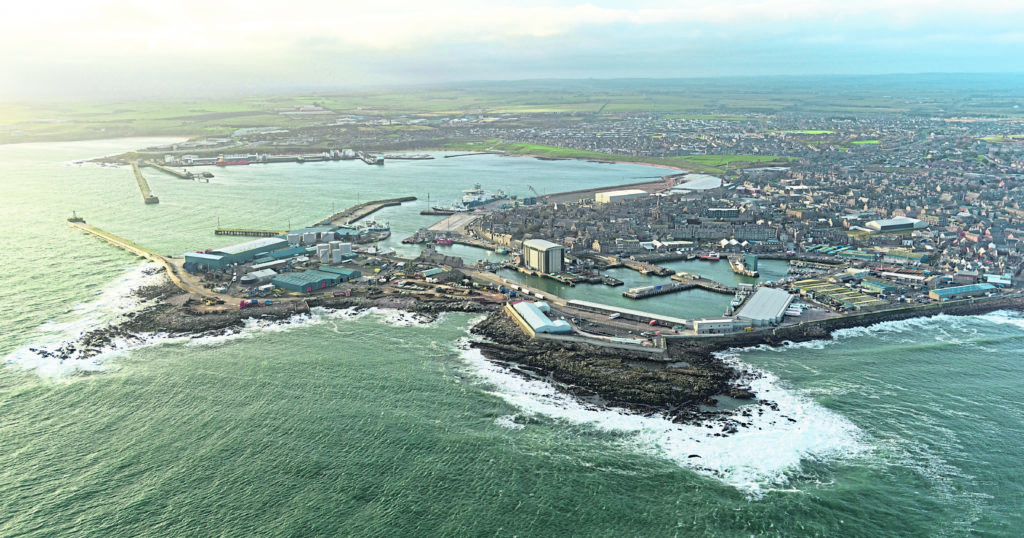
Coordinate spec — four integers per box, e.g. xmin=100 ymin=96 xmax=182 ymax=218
xmin=2 ymin=140 xmax=1023 ymax=536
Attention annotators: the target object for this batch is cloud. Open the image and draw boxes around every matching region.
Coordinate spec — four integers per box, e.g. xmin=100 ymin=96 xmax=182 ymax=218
xmin=0 ymin=1 xmax=1022 ymax=98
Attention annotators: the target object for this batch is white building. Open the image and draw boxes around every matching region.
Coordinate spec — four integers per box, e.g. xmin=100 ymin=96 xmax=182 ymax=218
xmin=733 ymin=287 xmax=794 ymax=328
xmin=595 ymin=189 xmax=649 ymax=204
xmin=522 ymin=239 xmax=565 ymax=274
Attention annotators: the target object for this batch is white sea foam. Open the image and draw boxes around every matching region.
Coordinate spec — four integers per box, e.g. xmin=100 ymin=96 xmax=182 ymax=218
xmin=5 ymin=285 xmax=444 ymax=379
xmin=3 ymin=263 xmax=170 ymax=378
xmin=456 ymin=338 xmax=867 ymax=497
xmin=495 ymin=414 xmax=526 ymax=430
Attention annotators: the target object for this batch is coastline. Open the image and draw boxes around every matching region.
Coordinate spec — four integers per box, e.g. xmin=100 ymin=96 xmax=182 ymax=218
xmin=33 ymin=269 xmax=1023 ymax=433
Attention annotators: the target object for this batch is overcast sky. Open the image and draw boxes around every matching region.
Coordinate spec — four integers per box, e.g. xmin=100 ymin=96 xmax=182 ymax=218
xmin=2 ymin=0 xmax=1022 ymax=99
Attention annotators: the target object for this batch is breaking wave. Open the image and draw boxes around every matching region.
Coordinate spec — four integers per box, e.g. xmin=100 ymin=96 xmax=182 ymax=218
xmin=456 ymin=337 xmax=867 ymax=497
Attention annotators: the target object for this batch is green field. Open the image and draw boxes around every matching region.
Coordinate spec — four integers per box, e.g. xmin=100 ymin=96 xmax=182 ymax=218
xmin=980 ymin=134 xmax=1024 ymax=142
xmin=428 ymin=141 xmax=793 ymax=175
xmin=851 ymin=140 xmax=881 ymax=145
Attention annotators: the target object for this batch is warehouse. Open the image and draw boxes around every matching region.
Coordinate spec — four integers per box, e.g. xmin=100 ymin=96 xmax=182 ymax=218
xmin=184 ymin=252 xmax=229 ymax=272
xmin=522 ymin=239 xmax=565 ymax=274
xmin=316 ymin=266 xmax=362 ymax=282
xmin=865 ymin=217 xmax=929 ymax=233
xmin=929 ymin=283 xmax=996 ymax=301
xmin=595 ymin=189 xmax=649 ymax=204
xmin=733 ymin=287 xmax=793 ymax=328
xmin=271 ymin=270 xmax=342 ymax=293
xmin=239 ymin=269 xmax=278 ymax=286
xmin=509 ymin=301 xmax=572 ymax=334
xmin=184 ymin=237 xmax=292 ymax=273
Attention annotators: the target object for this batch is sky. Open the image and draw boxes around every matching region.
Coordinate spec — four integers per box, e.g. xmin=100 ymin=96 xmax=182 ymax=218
xmin=1 ymin=0 xmax=1023 ymax=99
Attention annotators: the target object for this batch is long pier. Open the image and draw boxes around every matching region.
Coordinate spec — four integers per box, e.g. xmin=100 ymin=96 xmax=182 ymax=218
xmin=66 ymin=220 xmax=193 ymax=294
xmin=144 ymin=161 xmax=193 ymax=179
xmin=215 ymin=228 xmax=287 ymax=237
xmin=131 ymin=162 xmax=159 ymax=204
xmin=318 ymin=196 xmax=416 ymax=226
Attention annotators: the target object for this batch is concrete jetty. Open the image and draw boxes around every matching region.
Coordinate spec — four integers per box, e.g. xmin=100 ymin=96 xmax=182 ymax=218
xmin=215 ymin=228 xmax=287 ymax=238
xmin=145 ymin=161 xmax=194 ymax=179
xmin=318 ymin=196 xmax=416 ymax=226
xmin=131 ymin=162 xmax=159 ymax=204
xmin=670 ymin=273 xmax=739 ymax=294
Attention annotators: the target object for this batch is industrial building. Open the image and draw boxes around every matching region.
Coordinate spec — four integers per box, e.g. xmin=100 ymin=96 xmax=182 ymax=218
xmin=271 ymin=270 xmax=343 ymax=293
xmin=694 ymin=319 xmax=740 ymax=335
xmin=733 ymin=287 xmax=794 ymax=328
xmin=239 ymin=269 xmax=278 ymax=286
xmin=865 ymin=217 xmax=929 ymax=233
xmin=315 ymin=266 xmax=362 ymax=282
xmin=929 ymin=283 xmax=996 ymax=301
xmin=522 ymin=239 xmax=565 ymax=274
xmin=595 ymin=189 xmax=649 ymax=204
xmin=184 ymin=237 xmax=290 ymax=272
xmin=508 ymin=301 xmax=572 ymax=334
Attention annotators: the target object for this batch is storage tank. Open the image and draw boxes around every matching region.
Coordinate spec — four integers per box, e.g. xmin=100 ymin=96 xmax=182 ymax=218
xmin=317 ymin=244 xmax=329 ymax=256
xmin=321 ymin=231 xmax=335 ymax=241
xmin=302 ymin=232 xmax=317 ymax=245
xmin=340 ymin=243 xmax=353 ymax=254
xmin=287 ymin=233 xmax=300 ymax=245
xmin=330 ymin=241 xmax=341 ymax=252
xmin=332 ymin=250 xmax=342 ymax=264
xmin=319 ymin=250 xmax=329 ymax=263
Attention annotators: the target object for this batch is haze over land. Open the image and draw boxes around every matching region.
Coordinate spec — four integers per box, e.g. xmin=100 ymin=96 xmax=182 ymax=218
xmin=1 ymin=0 xmax=1023 ymax=100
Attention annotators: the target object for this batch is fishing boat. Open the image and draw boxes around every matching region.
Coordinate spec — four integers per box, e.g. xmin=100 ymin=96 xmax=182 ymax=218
xmin=698 ymin=252 xmax=721 ymax=261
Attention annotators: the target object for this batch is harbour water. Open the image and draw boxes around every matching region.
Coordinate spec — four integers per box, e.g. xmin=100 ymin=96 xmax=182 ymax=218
xmin=2 ymin=140 xmax=1023 ymax=536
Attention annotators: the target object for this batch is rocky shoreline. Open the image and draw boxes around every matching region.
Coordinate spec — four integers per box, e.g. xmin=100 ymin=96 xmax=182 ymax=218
xmin=468 ymin=311 xmax=758 ymax=425
xmin=30 ymin=273 xmax=1024 ymax=431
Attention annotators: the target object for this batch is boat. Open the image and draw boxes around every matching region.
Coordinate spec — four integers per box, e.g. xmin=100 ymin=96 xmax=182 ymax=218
xmin=698 ymin=252 xmax=721 ymax=261
xmin=728 ymin=255 xmax=760 ymax=277
xmin=435 ymin=237 xmax=453 ymax=245
xmin=461 ymin=183 xmax=508 ymax=208
xmin=494 ymin=248 xmax=508 ymax=254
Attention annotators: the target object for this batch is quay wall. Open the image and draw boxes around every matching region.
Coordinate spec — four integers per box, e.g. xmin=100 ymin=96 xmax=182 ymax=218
xmin=667 ymin=294 xmax=1024 ymax=352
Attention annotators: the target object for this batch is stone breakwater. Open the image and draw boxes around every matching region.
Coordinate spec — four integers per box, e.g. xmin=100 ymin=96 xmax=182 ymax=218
xmin=666 ymin=295 xmax=1024 ymax=354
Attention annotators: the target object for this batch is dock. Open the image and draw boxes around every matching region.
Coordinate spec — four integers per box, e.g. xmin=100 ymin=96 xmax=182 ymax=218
xmin=621 ymin=259 xmax=675 ymax=277
xmin=670 ymin=273 xmax=738 ymax=294
xmin=131 ymin=162 xmax=159 ymax=204
xmin=318 ymin=196 xmax=416 ymax=226
xmin=622 ymin=282 xmax=695 ymax=299
xmin=215 ymin=228 xmax=287 ymax=238
xmin=358 ymin=152 xmax=384 ymax=165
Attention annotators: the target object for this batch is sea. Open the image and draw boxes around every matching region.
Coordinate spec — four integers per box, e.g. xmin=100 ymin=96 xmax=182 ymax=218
xmin=1 ymin=139 xmax=1022 ymax=537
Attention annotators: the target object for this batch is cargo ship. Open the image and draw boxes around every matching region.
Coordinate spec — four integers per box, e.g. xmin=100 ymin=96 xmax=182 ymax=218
xmin=461 ymin=184 xmax=507 ymax=208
